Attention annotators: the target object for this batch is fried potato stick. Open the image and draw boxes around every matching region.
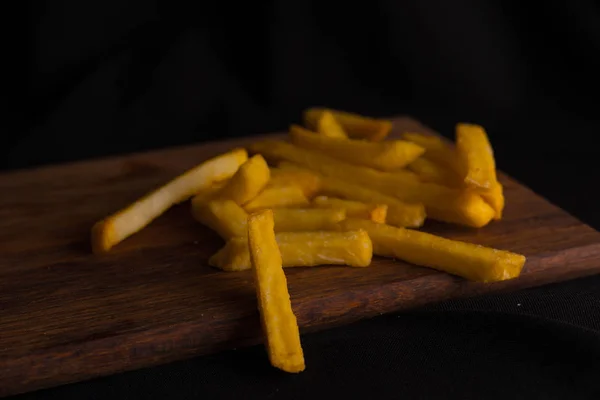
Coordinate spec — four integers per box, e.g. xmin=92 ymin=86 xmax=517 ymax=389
xmin=243 ymin=185 xmax=310 ymax=212
xmin=248 ymin=210 xmax=305 ymax=373
xmin=249 ymin=140 xmax=419 ymax=187
xmin=278 ymin=161 xmax=424 ymax=228
xmin=316 ymin=110 xmax=348 ymax=138
xmin=339 ymin=218 xmax=525 ymax=282
xmin=192 ymin=199 xmax=248 ymax=240
xmin=407 ymin=157 xmax=461 ymax=186
xmin=189 ymin=180 xmax=229 ymax=204
xmin=455 ymin=123 xmax=504 ymax=219
xmin=403 ymin=132 xmax=461 ymax=173
xmin=272 ymin=208 xmax=346 ymax=232
xmin=269 ymin=168 xmax=321 ymax=198
xmin=312 ymin=196 xmax=387 ymax=224
xmin=217 ymin=154 xmax=270 ymax=205
xmin=211 ymin=230 xmax=373 ymax=272
xmin=91 ymin=148 xmax=248 ymax=253
xmin=290 ymin=125 xmax=424 ymax=171
xmin=456 ymin=123 xmax=497 ymax=190
xmin=304 ymin=108 xmax=392 ymax=141
xmin=276 ymin=157 xmax=493 ymax=228
xmin=480 ymin=181 xmax=505 ymax=220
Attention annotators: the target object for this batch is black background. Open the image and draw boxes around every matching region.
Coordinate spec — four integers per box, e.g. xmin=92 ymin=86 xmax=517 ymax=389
xmin=9 ymin=0 xmax=600 ymax=398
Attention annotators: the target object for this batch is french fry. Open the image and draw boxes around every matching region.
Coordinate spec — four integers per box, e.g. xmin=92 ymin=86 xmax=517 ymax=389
xmin=272 ymin=208 xmax=346 ymax=232
xmin=190 ymin=180 xmax=229 ymax=204
xmin=91 ymin=148 xmax=248 ymax=253
xmin=312 ymin=196 xmax=387 ymax=224
xmin=248 ymin=140 xmax=419 ymax=187
xmin=455 ymin=123 xmax=497 ymax=190
xmin=274 ymin=153 xmax=493 ymax=228
xmin=304 ymin=108 xmax=392 ymax=141
xmin=216 ymin=154 xmax=270 ymax=205
xmin=455 ymin=123 xmax=504 ymax=219
xmin=407 ymin=157 xmax=461 ymax=187
xmin=403 ymin=132 xmax=461 ymax=173
xmin=316 ymin=110 xmax=348 ymax=138
xmin=339 ymin=218 xmax=526 ymax=282
xmin=480 ymin=182 xmax=505 ymax=220
xmin=210 ymin=230 xmax=373 ymax=272
xmin=247 ymin=210 xmax=305 ymax=373
xmin=278 ymin=162 xmax=425 ymax=228
xmin=389 ymin=182 xmax=496 ymax=228
xmin=290 ymin=125 xmax=424 ymax=171
xmin=191 ymin=199 xmax=248 ymax=240
xmin=269 ymin=168 xmax=321 ymax=198
xmin=243 ymin=185 xmax=310 ymax=212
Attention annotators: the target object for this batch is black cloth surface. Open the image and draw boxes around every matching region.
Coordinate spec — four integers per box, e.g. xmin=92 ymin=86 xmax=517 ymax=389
xmin=10 ymin=1 xmax=600 ymax=399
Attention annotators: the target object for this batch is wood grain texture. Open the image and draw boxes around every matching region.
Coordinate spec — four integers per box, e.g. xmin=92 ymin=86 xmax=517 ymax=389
xmin=1 ymin=117 xmax=600 ymax=396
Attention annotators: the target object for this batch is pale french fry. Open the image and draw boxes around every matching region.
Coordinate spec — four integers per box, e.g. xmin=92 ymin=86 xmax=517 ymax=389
xmin=273 ymin=208 xmax=346 ymax=232
xmin=248 ymin=210 xmax=305 ymax=373
xmin=248 ymin=140 xmax=419 ymax=188
xmin=243 ymin=185 xmax=310 ymax=212
xmin=290 ymin=125 xmax=424 ymax=171
xmin=210 ymin=230 xmax=373 ymax=272
xmin=216 ymin=154 xmax=270 ymax=205
xmin=278 ymin=162 xmax=425 ymax=228
xmin=480 ymin=181 xmax=505 ymax=220
xmin=91 ymin=148 xmax=248 ymax=253
xmin=191 ymin=199 xmax=248 ymax=240
xmin=407 ymin=157 xmax=461 ymax=186
xmin=403 ymin=132 xmax=461 ymax=173
xmin=455 ymin=123 xmax=497 ymax=190
xmin=269 ymin=168 xmax=321 ymax=198
xmin=312 ymin=196 xmax=387 ymax=224
xmin=304 ymin=108 xmax=392 ymax=141
xmin=339 ymin=218 xmax=526 ymax=282
xmin=316 ymin=110 xmax=348 ymax=138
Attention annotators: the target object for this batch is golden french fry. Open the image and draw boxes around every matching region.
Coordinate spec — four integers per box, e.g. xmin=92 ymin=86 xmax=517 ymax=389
xmin=275 ymin=155 xmax=492 ymax=228
xmin=290 ymin=125 xmax=424 ymax=171
xmin=216 ymin=154 xmax=270 ymax=205
xmin=190 ymin=180 xmax=229 ymax=204
xmin=210 ymin=230 xmax=373 ymax=272
xmin=316 ymin=110 xmax=348 ymax=138
xmin=403 ymin=132 xmax=461 ymax=173
xmin=339 ymin=218 xmax=526 ymax=282
xmin=273 ymin=208 xmax=346 ymax=232
xmin=248 ymin=210 xmax=305 ymax=373
xmin=248 ymin=140 xmax=419 ymax=188
xmin=312 ymin=196 xmax=387 ymax=224
xmin=429 ymin=191 xmax=495 ymax=228
xmin=244 ymin=185 xmax=310 ymax=212
xmin=407 ymin=157 xmax=461 ymax=186
xmin=191 ymin=199 xmax=248 ymax=240
xmin=91 ymin=148 xmax=248 ymax=253
xmin=269 ymin=168 xmax=321 ymax=198
xmin=480 ymin=181 xmax=505 ymax=220
xmin=389 ymin=182 xmax=496 ymax=228
xmin=278 ymin=162 xmax=425 ymax=228
xmin=455 ymin=123 xmax=497 ymax=190
xmin=304 ymin=108 xmax=392 ymax=141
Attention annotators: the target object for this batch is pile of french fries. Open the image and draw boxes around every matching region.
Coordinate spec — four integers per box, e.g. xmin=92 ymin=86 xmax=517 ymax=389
xmin=91 ymin=108 xmax=526 ymax=374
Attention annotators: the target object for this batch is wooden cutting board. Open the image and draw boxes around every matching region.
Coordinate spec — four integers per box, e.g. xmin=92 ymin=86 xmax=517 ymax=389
xmin=1 ymin=116 xmax=600 ymax=397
